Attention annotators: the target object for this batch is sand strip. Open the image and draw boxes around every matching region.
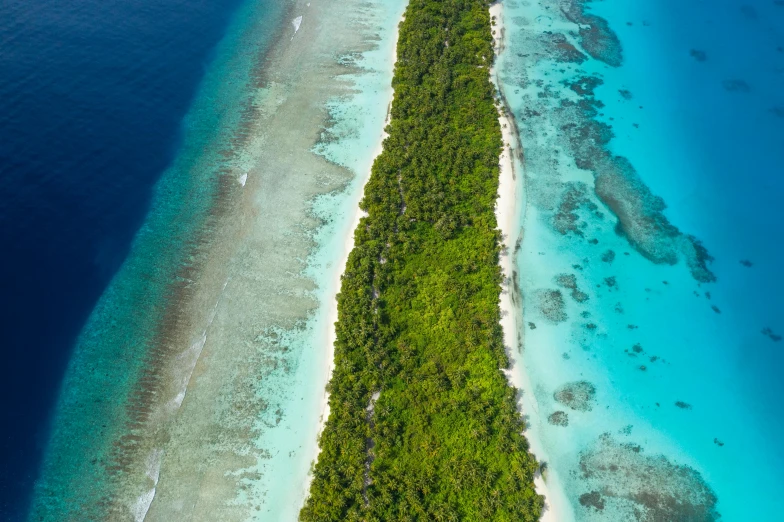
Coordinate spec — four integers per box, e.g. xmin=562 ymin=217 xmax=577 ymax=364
xmin=490 ymin=2 xmax=569 ymax=520
xmin=302 ymin=9 xmax=404 ymax=506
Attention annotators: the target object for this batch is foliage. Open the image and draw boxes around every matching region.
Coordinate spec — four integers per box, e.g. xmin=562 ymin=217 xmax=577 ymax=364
xmin=300 ymin=0 xmax=543 ymax=519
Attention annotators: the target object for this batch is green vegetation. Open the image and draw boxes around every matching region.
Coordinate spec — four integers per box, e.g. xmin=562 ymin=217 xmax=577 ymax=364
xmin=300 ymin=0 xmax=543 ymax=519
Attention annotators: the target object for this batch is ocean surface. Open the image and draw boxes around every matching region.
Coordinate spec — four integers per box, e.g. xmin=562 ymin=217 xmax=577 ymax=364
xmin=5 ymin=0 xmax=782 ymax=519
xmin=3 ymin=0 xmax=405 ymax=518
xmin=0 ymin=0 xmax=252 ymax=518
xmin=497 ymin=0 xmax=784 ymax=519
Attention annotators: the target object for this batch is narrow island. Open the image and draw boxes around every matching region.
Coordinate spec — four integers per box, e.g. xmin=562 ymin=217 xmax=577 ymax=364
xmin=300 ymin=0 xmax=543 ymax=518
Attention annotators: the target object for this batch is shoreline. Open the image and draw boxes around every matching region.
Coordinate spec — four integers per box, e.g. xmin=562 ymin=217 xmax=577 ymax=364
xmin=301 ymin=9 xmax=403 ymax=512
xmin=490 ymin=2 xmax=569 ymax=521
xmin=27 ymin=0 xmax=414 ymax=518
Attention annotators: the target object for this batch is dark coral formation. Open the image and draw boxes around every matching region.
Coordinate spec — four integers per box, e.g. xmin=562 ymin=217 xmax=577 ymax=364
xmin=601 ymin=249 xmax=615 ymax=263
xmin=690 ymin=49 xmax=708 ymax=62
xmin=579 ymin=491 xmax=605 ymax=511
xmin=555 ymin=273 xmax=590 ymax=302
xmin=548 ymin=410 xmax=570 ymax=426
xmin=684 ymin=236 xmax=716 ymax=282
xmin=561 ymin=105 xmax=716 ymax=282
xmin=762 ymin=327 xmax=782 ymax=342
xmin=541 ymin=31 xmax=587 ymax=63
xmin=577 ymin=434 xmax=720 ymax=521
xmin=510 ymin=0 xmax=717 ymax=286
xmin=740 ymin=259 xmax=753 ymax=267
xmin=537 ymin=289 xmax=567 ymax=323
xmin=675 ymin=401 xmax=692 ymax=410
xmin=553 ymin=182 xmax=593 ymax=236
xmin=554 ymin=380 xmax=597 ymax=411
xmin=559 ymin=0 xmax=623 ymax=66
xmin=722 ymin=79 xmax=751 ymax=92
xmin=567 ymin=75 xmax=604 ymax=97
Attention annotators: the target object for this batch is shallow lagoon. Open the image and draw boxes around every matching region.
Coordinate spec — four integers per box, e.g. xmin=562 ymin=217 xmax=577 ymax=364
xmin=496 ymin=0 xmax=784 ymax=519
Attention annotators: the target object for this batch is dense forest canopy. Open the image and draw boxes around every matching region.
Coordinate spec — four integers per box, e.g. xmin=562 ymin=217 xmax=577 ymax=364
xmin=300 ymin=0 xmax=543 ymax=519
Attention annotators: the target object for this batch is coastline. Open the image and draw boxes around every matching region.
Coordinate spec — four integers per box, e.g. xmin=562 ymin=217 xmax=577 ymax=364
xmin=490 ymin=2 xmax=570 ymax=521
xmin=31 ymin=0 xmax=409 ymax=519
xmin=305 ymin=13 xmax=402 ymax=505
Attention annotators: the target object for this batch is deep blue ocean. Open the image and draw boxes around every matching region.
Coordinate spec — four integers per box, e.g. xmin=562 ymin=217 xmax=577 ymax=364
xmin=0 ymin=0 xmax=244 ymax=518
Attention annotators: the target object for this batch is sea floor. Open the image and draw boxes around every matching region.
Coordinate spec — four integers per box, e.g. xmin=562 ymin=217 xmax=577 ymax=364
xmin=31 ymin=0 xmax=405 ymax=519
xmin=496 ymin=0 xmax=784 ymax=519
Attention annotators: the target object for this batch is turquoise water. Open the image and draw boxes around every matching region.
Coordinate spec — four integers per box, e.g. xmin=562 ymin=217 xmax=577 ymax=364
xmin=497 ymin=0 xmax=784 ymax=519
xmin=29 ymin=0 xmax=406 ymax=518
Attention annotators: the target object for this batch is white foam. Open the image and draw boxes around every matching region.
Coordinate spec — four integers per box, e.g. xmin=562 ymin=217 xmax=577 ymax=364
xmin=146 ymin=448 xmax=164 ymax=485
xmin=292 ymin=16 xmax=303 ymax=33
xmin=131 ymin=488 xmax=156 ymax=522
xmin=166 ymin=333 xmax=207 ymax=412
xmin=164 ymin=280 xmax=227 ymax=414
xmin=238 ymin=173 xmax=247 ymax=186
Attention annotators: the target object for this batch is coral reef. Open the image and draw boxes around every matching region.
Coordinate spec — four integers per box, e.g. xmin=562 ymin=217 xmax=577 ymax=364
xmin=554 ymin=380 xmax=597 ymax=411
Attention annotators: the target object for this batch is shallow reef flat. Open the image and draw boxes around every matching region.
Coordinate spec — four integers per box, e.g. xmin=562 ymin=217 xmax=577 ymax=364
xmin=496 ymin=0 xmax=784 ymax=520
xmin=30 ymin=0 xmax=405 ymax=519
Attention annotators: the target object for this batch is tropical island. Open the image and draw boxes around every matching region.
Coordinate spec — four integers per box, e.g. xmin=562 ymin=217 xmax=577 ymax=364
xmin=300 ymin=0 xmax=542 ymax=518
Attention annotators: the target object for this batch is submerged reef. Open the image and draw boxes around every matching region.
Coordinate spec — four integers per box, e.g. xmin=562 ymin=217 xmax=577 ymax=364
xmin=553 ymin=182 xmax=594 ymax=236
xmin=541 ymin=31 xmax=588 ymax=63
xmin=762 ymin=327 xmax=782 ymax=342
xmin=548 ymin=410 xmax=570 ymax=426
xmin=559 ymin=0 xmax=623 ymax=66
xmin=554 ymin=380 xmax=597 ymax=411
xmin=536 ymin=289 xmax=568 ymax=322
xmin=690 ymin=49 xmax=708 ymax=62
xmin=555 ymin=273 xmax=590 ymax=302
xmin=576 ymin=434 xmax=720 ymax=521
xmin=501 ymin=0 xmax=717 ymax=283
xmin=511 ymin=14 xmax=716 ymax=283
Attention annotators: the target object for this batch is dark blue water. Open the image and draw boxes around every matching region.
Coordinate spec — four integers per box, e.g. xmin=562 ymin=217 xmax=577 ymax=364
xmin=0 ymin=0 xmax=244 ymax=518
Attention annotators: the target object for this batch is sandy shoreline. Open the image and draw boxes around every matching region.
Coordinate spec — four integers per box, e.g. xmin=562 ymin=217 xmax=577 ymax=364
xmin=305 ymin=2 xmax=567 ymax=518
xmin=490 ymin=2 xmax=569 ymax=520
xmin=302 ymin=10 xmax=403 ymax=509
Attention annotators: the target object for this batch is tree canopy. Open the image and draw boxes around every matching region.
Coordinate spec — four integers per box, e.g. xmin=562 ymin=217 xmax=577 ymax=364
xmin=300 ymin=0 xmax=543 ymax=519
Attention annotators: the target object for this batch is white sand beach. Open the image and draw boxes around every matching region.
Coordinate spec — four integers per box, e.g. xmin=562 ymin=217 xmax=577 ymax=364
xmin=302 ymin=7 xmax=404 ymax=509
xmin=491 ymin=2 xmax=570 ymax=520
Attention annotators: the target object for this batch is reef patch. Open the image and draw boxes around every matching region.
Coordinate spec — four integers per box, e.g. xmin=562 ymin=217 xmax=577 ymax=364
xmin=576 ymin=434 xmax=720 ymax=521
xmin=548 ymin=410 xmax=570 ymax=426
xmin=762 ymin=327 xmax=782 ymax=342
xmin=559 ymin=0 xmax=623 ymax=66
xmin=554 ymin=380 xmax=597 ymax=411
xmin=555 ymin=273 xmax=590 ymax=302
xmin=536 ymin=289 xmax=568 ymax=323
